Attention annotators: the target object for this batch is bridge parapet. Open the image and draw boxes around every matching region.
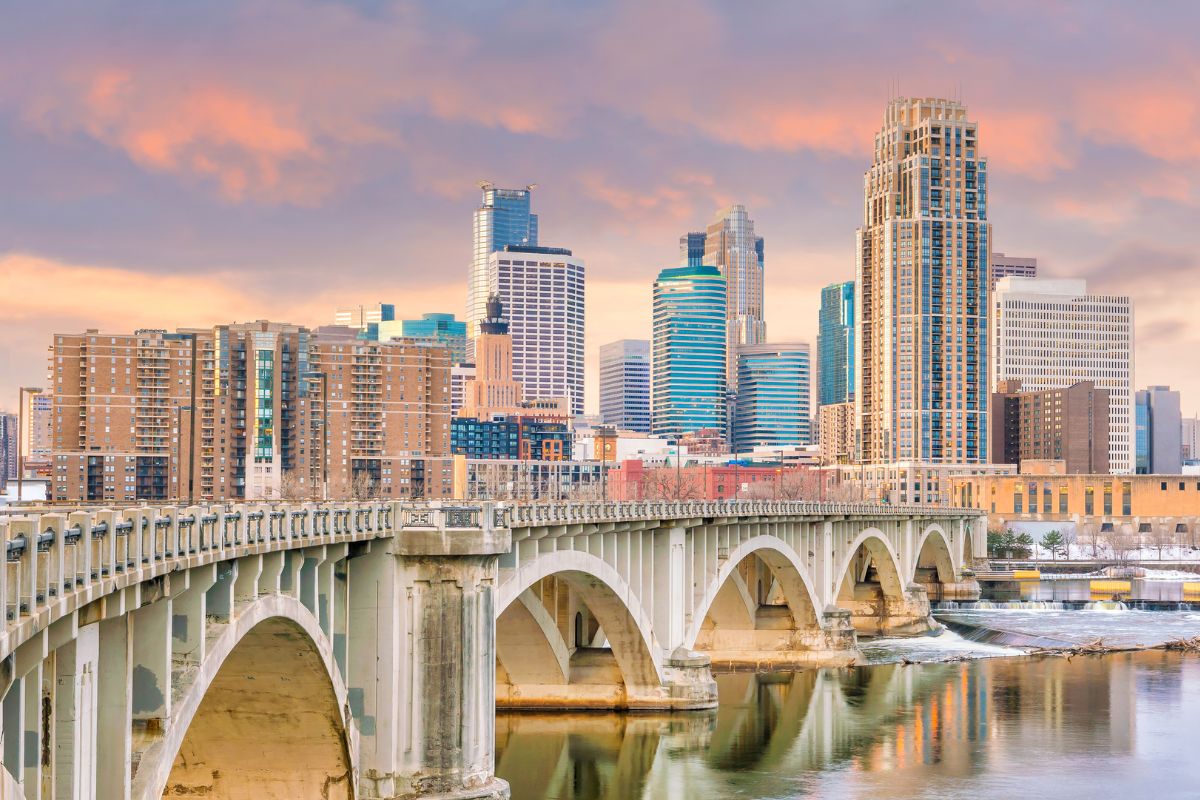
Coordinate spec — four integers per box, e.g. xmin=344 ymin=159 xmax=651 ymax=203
xmin=502 ymin=499 xmax=985 ymax=527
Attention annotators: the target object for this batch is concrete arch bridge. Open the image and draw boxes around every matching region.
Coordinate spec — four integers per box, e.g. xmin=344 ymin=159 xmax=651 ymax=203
xmin=0 ymin=499 xmax=982 ymax=799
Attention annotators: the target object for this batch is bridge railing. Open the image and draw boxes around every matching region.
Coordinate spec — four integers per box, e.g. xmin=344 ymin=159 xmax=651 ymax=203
xmin=0 ymin=501 xmax=409 ymax=659
xmin=501 ymin=499 xmax=984 ymax=528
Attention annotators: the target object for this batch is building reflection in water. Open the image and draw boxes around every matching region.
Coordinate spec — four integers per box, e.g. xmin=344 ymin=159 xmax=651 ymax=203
xmin=495 ymin=652 xmax=1196 ymax=799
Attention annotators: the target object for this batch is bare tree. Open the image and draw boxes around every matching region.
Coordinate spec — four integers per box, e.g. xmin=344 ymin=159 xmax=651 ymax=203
xmin=1148 ymin=523 xmax=1175 ymax=561
xmin=640 ymin=467 xmax=704 ymax=500
xmin=278 ymin=470 xmax=312 ymax=502
xmin=350 ymin=471 xmax=380 ymax=501
xmin=1103 ymin=526 xmax=1136 ymax=565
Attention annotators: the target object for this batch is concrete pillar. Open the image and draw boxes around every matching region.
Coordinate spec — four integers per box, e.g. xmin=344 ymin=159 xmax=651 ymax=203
xmin=129 ymin=595 xmax=171 ymax=732
xmin=53 ymin=623 xmax=98 ymax=800
xmin=651 ymin=526 xmax=686 ymax=652
xmin=353 ymin=523 xmax=511 ymax=799
xmin=95 ymin=613 xmax=131 ymax=798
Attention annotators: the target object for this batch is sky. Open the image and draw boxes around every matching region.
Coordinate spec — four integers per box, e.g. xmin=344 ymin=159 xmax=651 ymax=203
xmin=2 ymin=0 xmax=1199 ymax=416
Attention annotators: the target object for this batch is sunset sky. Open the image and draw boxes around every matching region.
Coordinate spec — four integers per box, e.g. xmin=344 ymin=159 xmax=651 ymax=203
xmin=2 ymin=0 xmax=1198 ymax=415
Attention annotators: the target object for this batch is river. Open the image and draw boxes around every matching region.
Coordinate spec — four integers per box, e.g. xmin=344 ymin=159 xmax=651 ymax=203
xmin=495 ymin=617 xmax=1200 ymax=798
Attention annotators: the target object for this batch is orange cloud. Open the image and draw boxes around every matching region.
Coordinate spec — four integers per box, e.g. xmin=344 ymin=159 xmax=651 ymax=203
xmin=976 ymin=111 xmax=1072 ymax=175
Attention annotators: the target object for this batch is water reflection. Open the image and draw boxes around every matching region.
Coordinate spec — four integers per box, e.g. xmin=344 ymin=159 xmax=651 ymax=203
xmin=495 ymin=653 xmax=1200 ymax=799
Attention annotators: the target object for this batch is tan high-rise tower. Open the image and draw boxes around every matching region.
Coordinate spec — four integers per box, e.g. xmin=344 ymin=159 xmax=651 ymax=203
xmin=703 ymin=204 xmax=765 ymax=391
xmin=856 ymin=98 xmax=991 ymax=464
xmin=461 ymin=295 xmax=523 ymax=419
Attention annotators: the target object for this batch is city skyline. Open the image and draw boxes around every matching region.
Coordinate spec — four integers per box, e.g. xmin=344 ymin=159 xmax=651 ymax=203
xmin=2 ymin=2 xmax=1200 ymax=416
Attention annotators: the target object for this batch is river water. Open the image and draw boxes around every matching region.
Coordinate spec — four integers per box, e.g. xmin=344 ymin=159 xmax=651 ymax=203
xmin=495 ymin=614 xmax=1200 ymax=799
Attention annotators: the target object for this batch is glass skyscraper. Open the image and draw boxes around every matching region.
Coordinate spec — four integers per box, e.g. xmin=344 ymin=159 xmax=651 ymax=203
xmin=651 ymin=265 xmax=727 ymax=441
xmin=857 ymin=98 xmax=990 ymax=464
xmin=732 ymin=344 xmax=811 ymax=452
xmin=468 ymin=183 xmax=538 ymax=347
xmin=817 ymin=281 xmax=855 ymax=407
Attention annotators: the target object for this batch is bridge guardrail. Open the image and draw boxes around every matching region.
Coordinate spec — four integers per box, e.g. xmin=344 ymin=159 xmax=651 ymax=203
xmin=501 ymin=499 xmax=985 ymax=528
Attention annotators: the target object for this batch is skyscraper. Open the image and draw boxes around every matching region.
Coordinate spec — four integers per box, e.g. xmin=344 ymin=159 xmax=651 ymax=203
xmin=1135 ymin=386 xmax=1182 ymax=474
xmin=599 ymin=339 xmax=651 ymax=433
xmin=651 ymin=265 xmax=727 ymax=442
xmin=989 ymin=252 xmax=1037 ymax=292
xmin=732 ymin=344 xmax=811 ymax=452
xmin=702 ymin=205 xmax=765 ymax=391
xmin=992 ymin=277 xmax=1134 ymax=473
xmin=817 ymin=281 xmax=855 ymax=407
xmin=468 ymin=183 xmax=538 ymax=348
xmin=857 ymin=98 xmax=991 ymax=464
xmin=490 ymin=245 xmax=585 ymax=416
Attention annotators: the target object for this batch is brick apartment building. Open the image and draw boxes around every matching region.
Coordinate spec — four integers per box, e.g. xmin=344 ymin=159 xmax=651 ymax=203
xmin=47 ymin=323 xmax=451 ymax=503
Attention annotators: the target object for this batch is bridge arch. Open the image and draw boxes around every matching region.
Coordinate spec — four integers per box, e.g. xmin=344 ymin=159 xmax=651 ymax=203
xmin=914 ymin=524 xmax=958 ymax=584
xmin=133 ymin=593 xmax=356 ymax=799
xmin=497 ymin=549 xmax=664 ymax=703
xmin=833 ymin=528 xmax=906 ymax=599
xmin=684 ymin=535 xmax=823 ymax=651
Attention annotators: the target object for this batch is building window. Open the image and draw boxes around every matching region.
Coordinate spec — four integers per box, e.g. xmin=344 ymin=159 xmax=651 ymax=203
xmin=1121 ymin=482 xmax=1132 ymax=516
xmin=1103 ymin=482 xmax=1112 ymax=516
xmin=1085 ymin=486 xmax=1094 ymax=515
xmin=1059 ymin=487 xmax=1068 ymax=514
xmin=1014 ymin=491 xmax=1023 ymax=514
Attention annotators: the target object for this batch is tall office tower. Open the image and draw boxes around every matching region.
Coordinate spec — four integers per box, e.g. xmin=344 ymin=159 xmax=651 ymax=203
xmin=989 ymin=252 xmax=1037 ymax=292
xmin=468 ymin=183 xmax=539 ymax=350
xmin=0 ymin=414 xmax=17 ymax=481
xmin=990 ymin=380 xmax=1110 ymax=474
xmin=857 ymin=97 xmax=991 ymax=465
xmin=992 ymin=277 xmax=1134 ymax=473
xmin=306 ymin=331 xmax=453 ymax=499
xmin=732 ymin=343 xmax=812 ymax=452
xmin=599 ymin=339 xmax=651 ymax=433
xmin=703 ymin=205 xmax=766 ymax=390
xmin=490 ymin=245 xmax=585 ymax=416
xmin=651 ymin=265 xmax=727 ymax=442
xmin=382 ymin=313 xmax=469 ymax=365
xmin=1135 ymin=386 xmax=1183 ymax=474
xmin=679 ymin=232 xmax=707 ymax=267
xmin=1183 ymin=415 xmax=1200 ymax=462
xmin=817 ymin=281 xmax=856 ymax=408
xmin=461 ymin=295 xmax=524 ymax=419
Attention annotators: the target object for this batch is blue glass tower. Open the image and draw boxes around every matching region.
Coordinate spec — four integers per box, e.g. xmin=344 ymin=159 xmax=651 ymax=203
xmin=817 ymin=282 xmax=855 ymax=407
xmin=733 ymin=344 xmax=812 ymax=451
xmin=468 ymin=183 xmax=539 ymax=345
xmin=651 ymin=265 xmax=727 ymax=441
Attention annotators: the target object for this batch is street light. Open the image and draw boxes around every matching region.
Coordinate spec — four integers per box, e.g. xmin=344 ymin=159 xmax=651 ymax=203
xmin=16 ymin=387 xmax=42 ymax=504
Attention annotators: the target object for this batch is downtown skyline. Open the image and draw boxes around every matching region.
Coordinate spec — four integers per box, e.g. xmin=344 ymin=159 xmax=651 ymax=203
xmin=2 ymin=2 xmax=1200 ymax=416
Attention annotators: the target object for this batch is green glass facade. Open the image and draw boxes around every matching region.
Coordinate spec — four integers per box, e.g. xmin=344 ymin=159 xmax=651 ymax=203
xmin=651 ymin=265 xmax=727 ymax=441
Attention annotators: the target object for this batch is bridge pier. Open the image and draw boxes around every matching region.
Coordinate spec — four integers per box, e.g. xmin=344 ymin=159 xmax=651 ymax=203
xmin=351 ymin=520 xmax=511 ymax=800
